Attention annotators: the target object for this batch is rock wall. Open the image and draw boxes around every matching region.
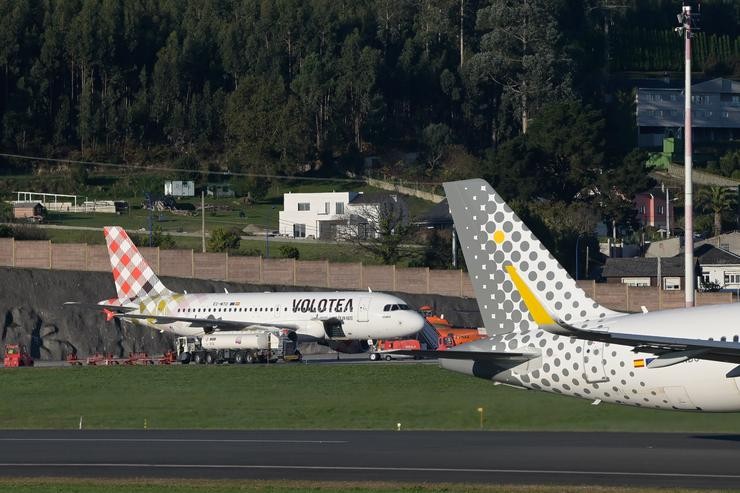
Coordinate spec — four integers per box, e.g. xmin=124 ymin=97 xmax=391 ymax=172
xmin=0 ymin=267 xmax=482 ymax=360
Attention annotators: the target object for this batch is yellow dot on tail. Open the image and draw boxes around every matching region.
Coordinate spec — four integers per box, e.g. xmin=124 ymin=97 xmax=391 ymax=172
xmin=493 ymin=230 xmax=505 ymax=244
xmin=157 ymin=300 xmax=167 ymax=312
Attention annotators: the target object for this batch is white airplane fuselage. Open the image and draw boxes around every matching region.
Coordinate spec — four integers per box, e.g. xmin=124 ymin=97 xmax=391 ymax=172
xmin=446 ymin=303 xmax=740 ymax=412
xmin=123 ymin=291 xmax=425 ymax=342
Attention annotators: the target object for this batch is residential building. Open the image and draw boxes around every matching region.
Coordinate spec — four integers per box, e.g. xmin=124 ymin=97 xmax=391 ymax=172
xmin=279 ymin=191 xmax=408 ymax=240
xmin=696 ymin=232 xmax=740 ymax=257
xmin=634 ymin=188 xmax=674 ymax=229
xmin=601 ymin=257 xmax=690 ymax=290
xmin=164 ymin=180 xmax=195 ymax=197
xmin=636 ymin=77 xmax=740 ymax=148
xmin=12 ymin=202 xmax=45 ymax=220
xmin=338 ymin=193 xmax=409 ymax=240
xmin=206 ymin=183 xmax=235 ymax=198
xmin=279 ymin=191 xmax=359 ymax=239
xmin=696 ymin=244 xmax=740 ymax=291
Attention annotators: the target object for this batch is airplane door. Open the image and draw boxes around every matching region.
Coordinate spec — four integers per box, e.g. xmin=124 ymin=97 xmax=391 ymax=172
xmin=582 ymin=340 xmax=609 ymax=383
xmin=664 ymin=386 xmax=696 ymax=410
xmin=358 ymin=297 xmax=370 ymax=322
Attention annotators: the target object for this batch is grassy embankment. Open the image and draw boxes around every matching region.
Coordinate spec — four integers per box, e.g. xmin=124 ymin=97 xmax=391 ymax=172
xmin=0 ymin=478 xmax=725 ymax=493
xmin=2 ymin=364 xmax=740 ymax=432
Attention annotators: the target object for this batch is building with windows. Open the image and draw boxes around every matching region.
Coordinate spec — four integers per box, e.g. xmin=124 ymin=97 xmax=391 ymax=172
xmin=601 ymin=257 xmax=689 ymax=290
xmin=279 ymin=191 xmax=358 ymax=239
xmin=279 ymin=191 xmax=408 ymax=240
xmin=634 ymin=188 xmax=674 ymax=230
xmin=696 ymin=244 xmax=740 ymax=291
xmin=636 ymin=78 xmax=740 ymax=148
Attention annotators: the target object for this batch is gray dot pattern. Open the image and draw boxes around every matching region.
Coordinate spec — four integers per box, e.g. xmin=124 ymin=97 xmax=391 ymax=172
xmin=444 ymin=179 xmax=620 ymax=334
xmin=477 ymin=330 xmax=675 ymax=410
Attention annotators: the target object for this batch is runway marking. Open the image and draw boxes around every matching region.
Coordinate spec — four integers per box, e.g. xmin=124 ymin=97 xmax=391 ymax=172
xmin=0 ymin=463 xmax=738 ymax=480
xmin=0 ymin=439 xmax=346 ymax=444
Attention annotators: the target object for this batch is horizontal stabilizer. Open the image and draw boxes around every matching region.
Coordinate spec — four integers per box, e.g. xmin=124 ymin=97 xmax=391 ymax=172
xmin=63 ymin=302 xmax=135 ymax=313
xmin=392 ymin=349 xmax=536 ymax=362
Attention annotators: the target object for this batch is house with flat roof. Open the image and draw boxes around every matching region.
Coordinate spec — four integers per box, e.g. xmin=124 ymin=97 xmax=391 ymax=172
xmin=279 ymin=191 xmax=408 ymax=240
xmin=636 ymin=77 xmax=740 ymax=148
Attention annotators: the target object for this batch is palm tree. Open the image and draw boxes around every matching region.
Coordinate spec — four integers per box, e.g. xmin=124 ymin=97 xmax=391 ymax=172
xmin=698 ymin=186 xmax=737 ymax=237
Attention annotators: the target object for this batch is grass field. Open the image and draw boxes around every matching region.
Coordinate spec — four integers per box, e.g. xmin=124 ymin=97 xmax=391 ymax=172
xmin=0 ymin=478 xmax=724 ymax=493
xmin=2 ymin=364 xmax=740 ymax=432
xmin=41 ymin=228 xmax=381 ymax=263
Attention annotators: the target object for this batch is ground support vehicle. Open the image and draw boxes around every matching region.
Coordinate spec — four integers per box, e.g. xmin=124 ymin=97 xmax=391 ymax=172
xmin=66 ymin=351 xmax=177 ymax=366
xmin=176 ymin=329 xmax=301 ymax=365
xmin=3 ymin=344 xmax=33 ymax=367
xmin=369 ymin=339 xmax=421 ymax=361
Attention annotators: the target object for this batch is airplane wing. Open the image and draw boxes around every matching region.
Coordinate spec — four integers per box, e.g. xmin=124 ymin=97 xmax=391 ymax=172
xmin=109 ymin=312 xmax=303 ymax=332
xmin=544 ymin=323 xmax=740 ymax=368
xmin=392 ymin=349 xmax=537 ymax=362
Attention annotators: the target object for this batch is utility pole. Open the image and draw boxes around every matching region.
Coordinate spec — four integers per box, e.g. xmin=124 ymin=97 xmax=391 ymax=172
xmin=201 ymin=190 xmax=206 ymax=253
xmin=676 ymin=4 xmax=698 ymax=307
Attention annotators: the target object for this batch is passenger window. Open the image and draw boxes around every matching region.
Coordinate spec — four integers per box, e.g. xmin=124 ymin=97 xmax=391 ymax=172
xmin=734 ymin=335 xmax=739 ymax=343
xmin=721 ymin=336 xmax=727 ymax=342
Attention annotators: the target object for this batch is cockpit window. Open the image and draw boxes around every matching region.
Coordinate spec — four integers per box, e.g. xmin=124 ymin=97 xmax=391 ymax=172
xmin=398 ymin=304 xmax=409 ymax=310
xmin=383 ymin=304 xmax=391 ymax=312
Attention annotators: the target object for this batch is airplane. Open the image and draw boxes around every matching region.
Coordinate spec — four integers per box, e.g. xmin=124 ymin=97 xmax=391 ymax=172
xmin=400 ymin=178 xmax=740 ymax=412
xmin=65 ymin=226 xmax=425 ymax=354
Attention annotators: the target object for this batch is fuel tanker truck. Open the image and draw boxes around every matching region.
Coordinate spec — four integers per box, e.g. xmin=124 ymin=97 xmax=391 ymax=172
xmin=176 ymin=329 xmax=301 ymax=364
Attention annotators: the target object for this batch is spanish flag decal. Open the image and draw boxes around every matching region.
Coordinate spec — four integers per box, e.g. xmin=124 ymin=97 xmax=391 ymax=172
xmin=633 ymin=358 xmax=655 ymax=368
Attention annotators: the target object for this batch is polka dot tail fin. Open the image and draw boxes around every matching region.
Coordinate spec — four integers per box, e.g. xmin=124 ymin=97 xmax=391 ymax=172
xmin=443 ymin=179 xmax=621 ymax=335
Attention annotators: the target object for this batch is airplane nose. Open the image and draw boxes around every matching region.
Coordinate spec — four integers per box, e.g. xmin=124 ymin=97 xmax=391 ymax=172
xmin=408 ymin=311 xmax=425 ymax=332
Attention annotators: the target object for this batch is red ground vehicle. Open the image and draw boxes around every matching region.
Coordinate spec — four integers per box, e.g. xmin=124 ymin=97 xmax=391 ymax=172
xmin=419 ymin=305 xmax=487 ymax=349
xmin=3 ymin=344 xmax=34 ymax=367
xmin=370 ymin=339 xmax=421 ymax=361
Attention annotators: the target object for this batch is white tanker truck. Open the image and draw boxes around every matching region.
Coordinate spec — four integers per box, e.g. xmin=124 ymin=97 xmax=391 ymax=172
xmin=176 ymin=329 xmax=301 ymax=364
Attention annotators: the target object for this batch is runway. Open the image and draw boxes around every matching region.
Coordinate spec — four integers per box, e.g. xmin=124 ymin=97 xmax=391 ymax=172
xmin=0 ymin=430 xmax=738 ymax=488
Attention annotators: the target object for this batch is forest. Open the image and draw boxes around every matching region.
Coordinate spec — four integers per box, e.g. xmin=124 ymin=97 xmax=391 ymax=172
xmin=0 ymin=0 xmax=739 ymax=266
xmin=1 ymin=0 xmax=738 ymax=174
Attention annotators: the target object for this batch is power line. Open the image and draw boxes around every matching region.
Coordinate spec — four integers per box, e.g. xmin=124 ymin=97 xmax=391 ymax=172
xmin=0 ymin=152 xmax=443 ymax=186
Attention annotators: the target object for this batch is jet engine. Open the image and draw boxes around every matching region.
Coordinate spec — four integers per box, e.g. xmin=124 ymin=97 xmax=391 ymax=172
xmin=322 ymin=339 xmax=370 ymax=354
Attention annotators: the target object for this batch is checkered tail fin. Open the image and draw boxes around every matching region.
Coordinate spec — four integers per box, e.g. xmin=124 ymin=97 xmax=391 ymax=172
xmin=103 ymin=226 xmax=172 ymax=300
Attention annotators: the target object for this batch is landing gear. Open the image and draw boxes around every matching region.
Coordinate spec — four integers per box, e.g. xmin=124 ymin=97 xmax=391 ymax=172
xmin=369 ymin=353 xmax=379 ymax=361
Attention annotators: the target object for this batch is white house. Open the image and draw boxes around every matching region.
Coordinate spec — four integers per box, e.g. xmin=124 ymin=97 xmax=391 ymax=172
xmin=164 ymin=180 xmax=195 ymax=197
xmin=279 ymin=191 xmax=408 ymax=240
xmin=279 ymin=191 xmax=359 ymax=239
xmin=697 ymin=244 xmax=740 ymax=291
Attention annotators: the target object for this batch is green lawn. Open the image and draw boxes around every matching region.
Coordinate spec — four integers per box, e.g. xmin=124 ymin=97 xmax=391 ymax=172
xmin=41 ymin=228 xmax=381 ymax=263
xmin=2 ymin=364 xmax=740 ymax=432
xmin=0 ymin=478 xmax=722 ymax=493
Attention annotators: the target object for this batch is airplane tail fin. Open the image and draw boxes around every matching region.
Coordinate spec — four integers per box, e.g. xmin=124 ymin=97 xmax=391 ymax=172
xmin=444 ymin=179 xmax=620 ymax=335
xmin=103 ymin=226 xmax=172 ymax=300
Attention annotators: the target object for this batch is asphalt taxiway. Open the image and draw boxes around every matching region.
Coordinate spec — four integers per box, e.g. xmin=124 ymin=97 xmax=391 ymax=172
xmin=0 ymin=430 xmax=738 ymax=488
